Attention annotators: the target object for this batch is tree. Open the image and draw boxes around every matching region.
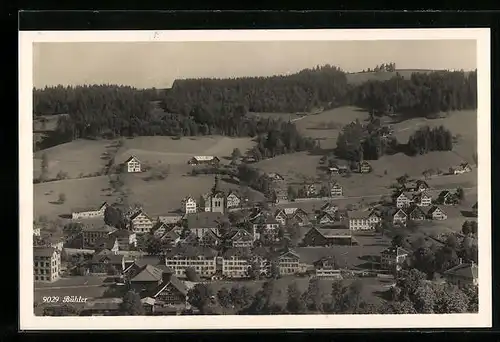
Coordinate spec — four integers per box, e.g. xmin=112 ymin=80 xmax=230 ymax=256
xmin=287 ymin=186 xmax=297 ymax=201
xmin=229 ymin=285 xmax=254 ymax=311
xmin=396 ymin=174 xmax=409 ymax=187
xmin=246 ymin=260 xmax=262 ymax=280
xmin=145 ymin=236 xmax=162 ymax=256
xmin=391 ymin=233 xmax=406 ymax=247
xmin=383 ymin=300 xmax=416 ymax=314
xmin=455 ymin=187 xmax=465 ymax=202
xmin=217 ymin=287 xmax=232 ymax=308
xmin=396 ymin=268 xmax=427 ymax=301
xmin=120 ymin=290 xmax=144 ymax=315
xmin=104 ymin=205 xmax=127 ymax=229
xmin=302 ymin=277 xmax=323 ymax=312
xmin=185 ymin=267 xmax=201 ymax=282
xmin=412 ymin=283 xmax=437 ymax=313
xmin=187 ymin=283 xmax=214 ymax=314
xmin=434 ymin=284 xmax=469 ymax=313
xmin=231 ymin=148 xmax=242 ymax=161
xmin=58 ymin=193 xmax=66 ymax=204
xmin=286 ymin=282 xmax=307 ymax=314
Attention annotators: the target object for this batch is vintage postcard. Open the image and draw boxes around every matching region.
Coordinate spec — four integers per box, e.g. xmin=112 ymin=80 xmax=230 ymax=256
xmin=19 ymin=29 xmax=491 ymax=330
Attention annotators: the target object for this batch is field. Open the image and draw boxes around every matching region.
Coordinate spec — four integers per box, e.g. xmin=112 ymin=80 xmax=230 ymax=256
xmin=33 ymin=139 xmax=114 ymax=180
xmin=33 ymin=176 xmax=117 ymax=220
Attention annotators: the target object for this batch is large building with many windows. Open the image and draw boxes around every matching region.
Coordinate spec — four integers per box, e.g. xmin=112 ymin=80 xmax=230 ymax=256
xmin=33 ymin=246 xmax=61 ymax=282
xmin=164 ymin=246 xmax=218 ymax=278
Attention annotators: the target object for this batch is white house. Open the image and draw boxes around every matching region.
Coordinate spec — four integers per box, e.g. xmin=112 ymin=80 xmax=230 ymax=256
xmin=393 ymin=209 xmax=408 ymax=225
xmin=71 ymin=202 xmax=109 ymax=220
xmin=349 ymin=210 xmax=381 ymax=231
xmin=124 ymin=156 xmax=142 ymax=173
xmin=182 ymin=196 xmax=198 ymax=214
xmin=129 ymin=210 xmax=154 ymax=234
xmin=396 ymin=192 xmax=413 ymax=209
xmin=329 ymin=182 xmax=343 ymax=197
xmin=226 ymin=192 xmax=241 ymax=209
xmin=412 ymin=192 xmax=432 ymax=207
xmin=428 ymin=206 xmax=448 ymax=220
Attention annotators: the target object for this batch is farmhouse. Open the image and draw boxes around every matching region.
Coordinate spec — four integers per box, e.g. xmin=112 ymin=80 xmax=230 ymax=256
xmin=395 ymin=191 xmax=413 ymax=208
xmin=407 ymin=206 xmax=427 ymax=221
xmin=412 ymin=192 xmax=432 ymax=207
xmin=453 ymin=162 xmax=472 ymax=175
xmin=276 ymin=249 xmax=307 ymax=276
xmin=302 ymin=225 xmax=353 ymax=246
xmin=159 ymin=229 xmax=181 ymax=248
xmin=71 ymin=202 xmax=109 ymax=220
xmin=181 ymin=196 xmax=198 ymax=214
xmin=33 ymin=246 xmax=61 ymax=283
xmin=380 ymin=247 xmax=409 ymax=271
xmin=110 ymin=229 xmax=137 ymax=249
xmin=94 ymin=236 xmax=120 ymax=254
xmin=185 ymin=212 xmax=225 ymax=238
xmin=317 ymin=212 xmax=336 ymax=225
xmin=428 ymin=206 xmax=448 ymax=220
xmin=329 ymin=181 xmax=343 ymax=197
xmin=124 ymin=155 xmax=142 ymax=173
xmin=304 ymin=183 xmax=318 ymax=197
xmin=321 ymin=202 xmax=338 ymax=215
xmin=443 ymin=262 xmax=478 ymax=287
xmin=127 ymin=263 xmax=173 ymax=294
xmin=88 ymin=249 xmax=125 ymax=275
xmin=358 ymin=161 xmax=372 ymax=173
xmin=407 ymin=180 xmax=430 ymax=192
xmin=437 ymin=191 xmax=456 ymax=205
xmin=226 ymin=191 xmax=241 ymax=209
xmin=152 ymin=222 xmax=170 ymax=238
xmin=188 ymin=156 xmax=220 ymax=165
xmin=225 ymin=229 xmax=254 ymax=248
xmin=393 ymin=208 xmax=408 ymax=225
xmin=290 ymin=208 xmax=310 ymax=226
xmin=348 ymin=210 xmax=381 ymax=231
xmin=164 ymin=246 xmax=218 ymax=278
xmin=129 ymin=210 xmax=155 ymax=234
xmin=199 ymin=229 xmax=222 ymax=248
xmin=274 ymin=188 xmax=289 ymax=203
xmin=274 ymin=209 xmax=288 ymax=225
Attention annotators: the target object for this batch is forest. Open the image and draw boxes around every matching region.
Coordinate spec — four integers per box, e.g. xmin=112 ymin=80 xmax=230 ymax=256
xmin=33 ymin=65 xmax=476 ymax=152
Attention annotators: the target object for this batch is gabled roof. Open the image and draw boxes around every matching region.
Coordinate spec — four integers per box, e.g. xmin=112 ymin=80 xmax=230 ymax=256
xmin=130 ymin=210 xmax=153 ymax=221
xmin=201 ymin=228 xmax=221 ymax=240
xmin=91 ymin=250 xmax=124 ymax=264
xmin=192 ymin=156 xmax=217 ymax=161
xmin=472 ymin=202 xmax=478 ymax=209
xmin=412 ymin=191 xmax=432 ymax=200
xmin=316 ymin=227 xmax=352 ymax=238
xmin=394 ymin=208 xmax=408 ymax=217
xmin=94 ymin=236 xmax=118 ymax=250
xmin=397 ymin=191 xmax=412 ymax=199
xmin=279 ymin=248 xmax=301 ymax=260
xmin=165 ymin=246 xmax=218 ymax=259
xmin=124 ymin=155 xmax=140 ymax=163
xmin=408 ymin=206 xmax=426 ymax=216
xmin=223 ymin=247 xmax=253 ymax=258
xmin=130 ymin=264 xmax=164 ymax=282
xmin=82 ymin=223 xmax=117 ymax=233
xmin=228 ymin=229 xmax=252 ymax=241
xmin=348 ymin=210 xmax=379 ymax=220
xmin=152 ymin=276 xmax=189 ymax=297
xmin=186 ymin=212 xmax=226 ymax=229
xmin=428 ymin=206 xmax=446 ymax=215
xmin=438 ymin=190 xmax=452 ymax=198
xmin=161 ymin=229 xmax=181 ymax=241
xmin=444 ymin=263 xmax=478 ymax=279
xmin=226 ymin=191 xmax=241 ymax=199
xmin=321 ymin=202 xmax=338 ymax=210
xmin=318 ymin=212 xmax=336 ymax=221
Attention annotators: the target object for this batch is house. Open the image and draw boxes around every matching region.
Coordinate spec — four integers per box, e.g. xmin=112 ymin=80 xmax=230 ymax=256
xmin=428 ymin=206 xmax=447 ymax=220
xmin=185 ymin=212 xmax=225 ymax=238
xmin=380 ymin=247 xmax=409 ymax=271
xmin=274 ymin=188 xmax=289 ymax=203
xmin=314 ymin=257 xmax=343 ymax=279
xmin=336 ymin=210 xmax=348 ymax=221
xmin=160 ymin=229 xmax=182 ymax=248
xmin=274 ymin=209 xmax=288 ymax=225
xmin=321 ymin=202 xmax=338 ymax=215
xmin=127 ymin=263 xmax=173 ymax=294
xmin=164 ymin=246 xmax=219 ymax=278
xmin=413 ymin=180 xmax=430 ymax=192
xmin=222 ymin=248 xmax=253 ymax=279
xmin=317 ymin=212 xmax=336 ymax=225
xmin=149 ymin=274 xmax=189 ymax=308
xmin=124 ymin=155 xmax=142 ymax=173
xmin=291 ymin=209 xmax=310 ymax=226
xmin=268 ymin=172 xmax=285 ymax=182
xmin=88 ymin=249 xmax=125 ymax=275
xmin=393 ymin=209 xmax=408 ymax=225
xmin=395 ymin=192 xmax=413 ymax=208
xmin=152 ymin=222 xmax=170 ymax=239
xmin=33 ymin=246 xmax=61 ymax=282
xmin=71 ymin=202 xmax=109 ymax=220
xmin=110 ymin=229 xmax=137 ymax=249
xmin=181 ymin=197 xmax=197 ymax=214
xmin=412 ymin=192 xmax=432 ymax=207
xmin=437 ymin=190 xmax=456 ymax=205
xmin=408 ymin=206 xmax=427 ymax=221
xmin=94 ymin=236 xmax=120 ymax=254
xmin=329 ymin=181 xmax=343 ymax=197
xmin=358 ymin=161 xmax=372 ymax=173
xmin=453 ymin=162 xmax=472 ymax=175
xmin=304 ymin=183 xmax=318 ymax=197
xmin=226 ymin=191 xmax=241 ymax=209
xmin=443 ymin=262 xmax=478 ymax=287
xmin=348 ymin=210 xmax=381 ymax=231
xmin=81 ymin=223 xmax=117 ymax=249
xmin=472 ymin=202 xmax=478 ymax=217
xmin=129 ymin=210 xmax=155 ymax=234
xmin=277 ymin=249 xmax=307 ymax=276
xmin=301 ymin=225 xmax=353 ymax=246
xmin=33 ymin=226 xmax=41 ymax=237
xmin=199 ymin=229 xmax=222 ymax=248
xmin=225 ymin=229 xmax=254 ymax=248
xmin=188 ymin=156 xmax=220 ymax=165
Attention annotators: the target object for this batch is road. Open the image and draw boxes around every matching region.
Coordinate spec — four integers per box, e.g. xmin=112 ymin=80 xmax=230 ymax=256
xmin=35 ymin=284 xmax=104 ymax=291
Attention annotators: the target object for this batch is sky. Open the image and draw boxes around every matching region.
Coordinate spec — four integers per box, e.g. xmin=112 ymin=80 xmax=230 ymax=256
xmin=33 ymin=40 xmax=477 ymax=89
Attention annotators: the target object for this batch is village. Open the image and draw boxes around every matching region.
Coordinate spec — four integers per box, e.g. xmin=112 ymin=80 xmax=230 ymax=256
xmin=33 ymin=152 xmax=478 ymax=316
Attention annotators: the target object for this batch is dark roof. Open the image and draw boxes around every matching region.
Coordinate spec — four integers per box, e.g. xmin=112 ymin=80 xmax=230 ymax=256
xmin=153 ymin=276 xmax=189 ymax=297
xmin=33 ymin=246 xmax=57 ymax=257
xmin=124 ymin=155 xmax=140 ymax=163
xmin=131 ymin=264 xmax=164 ymax=282
xmin=316 ymin=227 xmax=352 ymax=238
xmin=444 ymin=263 xmax=478 ymax=279
xmin=91 ymin=250 xmax=124 ymax=264
xmin=428 ymin=206 xmax=446 ymax=215
xmin=186 ymin=212 xmax=226 ymax=229
xmin=94 ymin=236 xmax=118 ymax=250
xmin=438 ymin=190 xmax=452 ymax=198
xmin=252 ymin=246 xmax=271 ymax=258
xmin=130 ymin=210 xmax=152 ymax=221
xmin=82 ymin=223 xmax=117 ymax=233
xmin=111 ymin=229 xmax=135 ymax=238
xmin=472 ymin=202 xmax=478 ymax=209
xmin=165 ymin=246 xmax=218 ymax=258
xmin=222 ymin=247 xmax=253 ymax=258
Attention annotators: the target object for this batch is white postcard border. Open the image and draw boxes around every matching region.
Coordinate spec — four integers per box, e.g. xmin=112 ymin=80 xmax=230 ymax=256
xmin=19 ymin=28 xmax=491 ymax=330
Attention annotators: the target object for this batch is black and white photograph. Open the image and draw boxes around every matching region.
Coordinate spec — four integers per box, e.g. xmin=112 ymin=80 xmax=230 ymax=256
xmin=19 ymin=29 xmax=491 ymax=330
